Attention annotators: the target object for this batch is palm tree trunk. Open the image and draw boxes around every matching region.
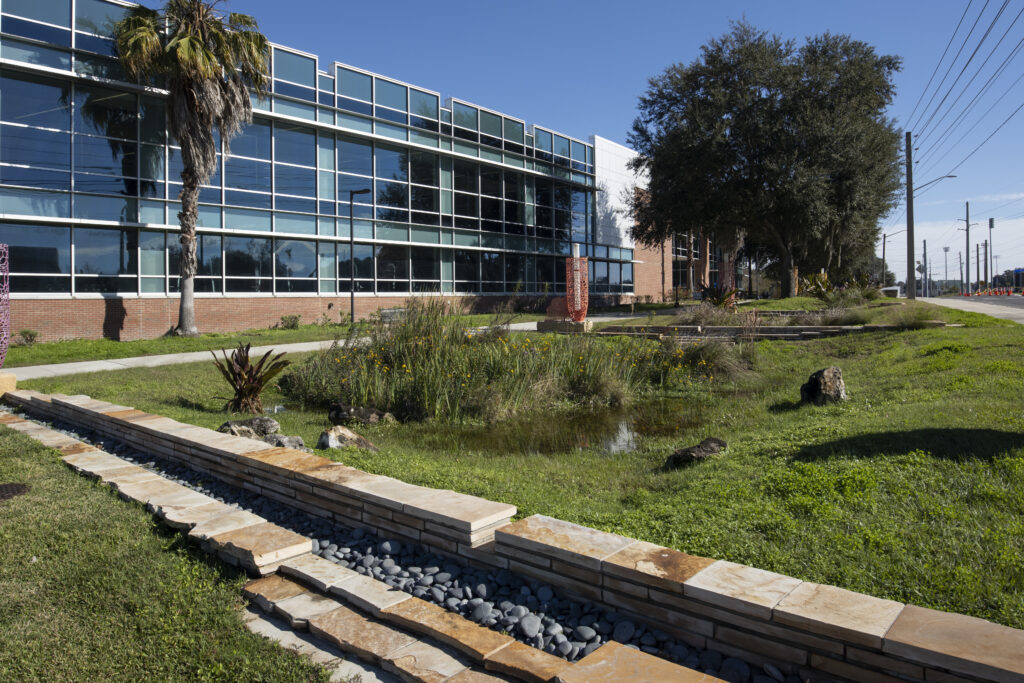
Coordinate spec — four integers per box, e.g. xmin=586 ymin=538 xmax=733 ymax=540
xmin=175 ymin=168 xmax=200 ymax=336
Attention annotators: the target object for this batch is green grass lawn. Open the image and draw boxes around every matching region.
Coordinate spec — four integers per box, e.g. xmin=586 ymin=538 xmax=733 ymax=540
xmin=21 ymin=302 xmax=1024 ymax=630
xmin=0 ymin=428 xmax=329 ymax=681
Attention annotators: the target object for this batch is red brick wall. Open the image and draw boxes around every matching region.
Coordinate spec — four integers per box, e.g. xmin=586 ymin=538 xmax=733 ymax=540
xmin=632 ymin=238 xmax=672 ymax=302
xmin=12 ymin=294 xmax=618 ymax=342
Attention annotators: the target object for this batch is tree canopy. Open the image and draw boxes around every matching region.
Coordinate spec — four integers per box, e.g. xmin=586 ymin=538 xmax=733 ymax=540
xmin=628 ymin=22 xmax=902 ymax=296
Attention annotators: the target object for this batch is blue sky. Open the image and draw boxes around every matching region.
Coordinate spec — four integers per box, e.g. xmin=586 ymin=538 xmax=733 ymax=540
xmin=235 ymin=0 xmax=1024 ymax=284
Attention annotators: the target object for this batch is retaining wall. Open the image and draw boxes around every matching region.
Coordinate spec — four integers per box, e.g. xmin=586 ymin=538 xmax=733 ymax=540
xmin=4 ymin=388 xmax=1022 ymax=683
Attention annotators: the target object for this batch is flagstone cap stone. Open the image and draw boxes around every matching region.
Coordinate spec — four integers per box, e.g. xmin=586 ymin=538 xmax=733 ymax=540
xmin=245 ymin=574 xmax=308 ymax=612
xmin=280 ymin=553 xmax=362 ymax=593
xmin=274 ymin=591 xmax=344 ymax=629
xmin=208 ymin=521 xmax=312 ymax=568
xmin=445 ymin=670 xmax=514 ymax=683
xmin=61 ymin=450 xmax=127 ymax=473
xmin=309 ymin=603 xmax=418 ymax=664
xmin=554 ymin=641 xmax=723 ymax=682
xmin=160 ymin=500 xmax=234 ymax=530
xmin=601 ymin=541 xmax=715 ymax=594
xmin=115 ymin=477 xmax=197 ymax=505
xmin=299 ymin=461 xmax=380 ymax=489
xmin=773 ymin=581 xmax=905 ymax=649
xmin=403 ymin=490 xmax=518 ymax=534
xmin=382 ymin=597 xmax=513 ymax=661
xmin=329 ymin=571 xmax=411 ymax=616
xmin=682 ymin=560 xmax=803 ymax=620
xmin=883 ymin=604 xmax=1024 ymax=682
xmin=94 ymin=464 xmax=163 ymax=486
xmin=495 ymin=515 xmax=636 ymax=571
xmin=188 ymin=508 xmax=266 ymax=540
xmin=57 ymin=441 xmax=100 ymax=456
xmin=384 ymin=639 xmax=470 ymax=683
xmin=483 ymin=639 xmax=572 ymax=683
xmin=245 ymin=447 xmax=336 ymax=478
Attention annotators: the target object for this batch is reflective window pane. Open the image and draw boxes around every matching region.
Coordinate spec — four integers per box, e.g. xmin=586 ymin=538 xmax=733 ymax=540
xmin=0 ymin=223 xmax=70 ymax=273
xmin=0 ymin=71 xmax=70 ymax=129
xmin=168 ymin=234 xmax=221 ymax=276
xmin=75 ymin=0 xmax=127 ymax=36
xmin=275 ymin=164 xmax=315 ymax=197
xmin=375 ymin=79 xmax=406 ymax=111
xmin=338 ymin=243 xmax=374 ymax=279
xmin=231 ymin=119 xmax=271 ymax=159
xmin=74 ymin=135 xmax=136 ymax=176
xmin=410 ymin=90 xmax=438 ymax=119
xmin=338 ymin=136 xmax=372 ymax=176
xmin=225 ymin=236 xmax=272 ymax=277
xmin=139 ymin=230 xmax=165 ymax=275
xmin=375 ymin=144 xmax=407 ymax=181
xmin=453 ymin=160 xmax=477 ymax=193
xmin=274 ymin=48 xmax=315 ymax=87
xmin=375 ymin=245 xmax=408 ymax=280
xmin=1 ymin=38 xmax=71 ymax=69
xmin=1 ymin=124 xmax=70 ymax=168
xmin=504 ymin=119 xmax=524 ymax=143
xmin=225 ymin=157 xmax=271 ymax=192
xmin=275 ymin=238 xmax=317 ymax=277
xmin=480 ymin=110 xmax=501 ymax=138
xmin=375 ymin=180 xmax=407 ymax=208
xmin=74 ymin=85 xmax=135 ymax=139
xmin=3 ymin=0 xmax=71 ymax=26
xmin=274 ymin=121 xmax=315 ymax=166
xmin=453 ymin=102 xmax=477 ymax=130
xmin=74 ymin=227 xmax=137 ymax=275
xmin=337 ymin=67 xmax=372 ymax=101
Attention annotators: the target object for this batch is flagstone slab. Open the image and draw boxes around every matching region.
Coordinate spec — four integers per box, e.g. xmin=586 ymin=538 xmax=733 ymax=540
xmin=773 ymin=582 xmax=904 ymax=649
xmin=244 ymin=574 xmax=309 ymax=613
xmin=61 ymin=450 xmax=124 ymax=474
xmin=384 ymin=640 xmax=470 ymax=683
xmin=682 ymin=560 xmax=802 ymax=620
xmin=280 ymin=553 xmax=362 ymax=593
xmin=244 ymin=447 xmax=336 ymax=477
xmin=883 ymin=604 xmax=1024 ymax=682
xmin=495 ymin=515 xmax=636 ymax=571
xmin=160 ymin=500 xmax=234 ymax=530
xmin=115 ymin=477 xmax=195 ymax=505
xmin=329 ymin=572 xmax=411 ymax=616
xmin=57 ymin=442 xmax=99 ymax=456
xmin=554 ymin=641 xmax=721 ymax=682
xmin=94 ymin=464 xmax=163 ymax=487
xmin=274 ymin=591 xmax=344 ymax=630
xmin=445 ymin=670 xmax=514 ymax=683
xmin=402 ymin=490 xmax=517 ymax=533
xmin=208 ymin=521 xmax=311 ymax=568
xmin=483 ymin=640 xmax=571 ymax=683
xmin=602 ymin=541 xmax=715 ymax=594
xmin=309 ymin=604 xmax=417 ymax=664
xmin=188 ymin=509 xmax=266 ymax=540
xmin=382 ymin=598 xmax=512 ymax=661
xmin=341 ymin=475 xmax=441 ymax=511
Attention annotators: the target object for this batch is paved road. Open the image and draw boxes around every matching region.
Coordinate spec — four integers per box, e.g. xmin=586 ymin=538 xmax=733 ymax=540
xmin=8 ymin=310 xmax=668 ymax=381
xmin=920 ymin=296 xmax=1024 ymax=324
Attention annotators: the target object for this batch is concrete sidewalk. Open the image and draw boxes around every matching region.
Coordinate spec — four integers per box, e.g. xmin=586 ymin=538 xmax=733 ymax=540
xmin=919 ymin=297 xmax=1024 ymax=325
xmin=9 ymin=309 xmax=673 ymax=381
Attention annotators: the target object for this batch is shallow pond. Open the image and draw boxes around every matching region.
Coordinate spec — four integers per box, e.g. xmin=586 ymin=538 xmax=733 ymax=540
xmin=406 ymin=399 xmax=701 ymax=456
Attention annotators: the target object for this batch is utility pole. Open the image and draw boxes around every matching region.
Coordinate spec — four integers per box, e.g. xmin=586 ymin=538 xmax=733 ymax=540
xmin=881 ymin=237 xmax=887 ymax=285
xmin=989 ymin=218 xmax=995 ymax=286
xmin=959 ymin=252 xmax=963 ymax=294
xmin=943 ymin=246 xmax=950 ymax=296
xmin=976 ymin=243 xmax=980 ymax=293
xmin=923 ymin=240 xmax=929 ymax=297
xmin=983 ymin=240 xmax=988 ymax=289
xmin=906 ymin=132 xmax=915 ymax=300
xmin=957 ymin=202 xmax=975 ymax=293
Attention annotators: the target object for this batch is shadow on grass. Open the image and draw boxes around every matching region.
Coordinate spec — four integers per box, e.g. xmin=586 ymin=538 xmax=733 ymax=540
xmin=796 ymin=428 xmax=1024 ymax=461
xmin=768 ymin=400 xmax=804 ymax=413
xmin=173 ymin=396 xmax=222 ymax=414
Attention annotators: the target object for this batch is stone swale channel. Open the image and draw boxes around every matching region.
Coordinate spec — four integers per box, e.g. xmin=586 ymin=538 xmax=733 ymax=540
xmin=13 ymin=410 xmax=784 ymax=683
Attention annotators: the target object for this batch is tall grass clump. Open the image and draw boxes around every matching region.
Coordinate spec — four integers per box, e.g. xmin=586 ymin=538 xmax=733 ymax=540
xmin=280 ymin=299 xmax=702 ymax=422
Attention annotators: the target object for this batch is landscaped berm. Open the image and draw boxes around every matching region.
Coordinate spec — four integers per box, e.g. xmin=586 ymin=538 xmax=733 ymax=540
xmin=2 ymin=298 xmax=1024 ymax=682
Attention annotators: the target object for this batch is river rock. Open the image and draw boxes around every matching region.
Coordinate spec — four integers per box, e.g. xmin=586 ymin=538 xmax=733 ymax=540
xmin=800 ymin=366 xmax=847 ymax=405
xmin=316 ymin=425 xmax=379 ymax=452
xmin=519 ymin=615 xmax=542 ymax=638
xmin=218 ymin=416 xmax=280 ymax=438
xmin=328 ymin=402 xmax=397 ymax=426
xmin=664 ymin=437 xmax=727 ymax=469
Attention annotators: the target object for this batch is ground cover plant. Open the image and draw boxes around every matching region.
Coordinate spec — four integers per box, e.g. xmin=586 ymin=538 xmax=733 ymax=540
xmin=0 ymin=428 xmax=329 ymax=681
xmin=22 ymin=300 xmax=1024 ymax=630
xmin=279 ymin=299 xmax=712 ymax=422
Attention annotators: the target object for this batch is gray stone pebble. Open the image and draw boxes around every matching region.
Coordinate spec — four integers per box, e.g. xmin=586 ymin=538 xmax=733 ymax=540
xmin=518 ymin=615 xmax=542 ymax=638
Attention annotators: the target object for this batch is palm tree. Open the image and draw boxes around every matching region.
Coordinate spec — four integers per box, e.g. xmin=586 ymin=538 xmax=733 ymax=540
xmin=114 ymin=0 xmax=269 ymax=336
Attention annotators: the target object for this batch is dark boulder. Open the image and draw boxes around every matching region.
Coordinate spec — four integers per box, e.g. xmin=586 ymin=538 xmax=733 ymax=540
xmin=664 ymin=437 xmax=727 ymax=469
xmin=328 ymin=402 xmax=397 ymax=426
xmin=261 ymin=433 xmax=312 ymax=453
xmin=217 ymin=416 xmax=280 ymax=438
xmin=800 ymin=366 xmax=847 ymax=405
xmin=316 ymin=425 xmax=379 ymax=452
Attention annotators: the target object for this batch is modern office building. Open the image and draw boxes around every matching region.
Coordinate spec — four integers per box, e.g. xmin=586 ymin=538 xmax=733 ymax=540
xmin=0 ymin=0 xmax=661 ymax=341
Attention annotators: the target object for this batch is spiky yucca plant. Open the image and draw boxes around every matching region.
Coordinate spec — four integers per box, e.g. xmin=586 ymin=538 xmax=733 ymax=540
xmin=212 ymin=343 xmax=290 ymax=414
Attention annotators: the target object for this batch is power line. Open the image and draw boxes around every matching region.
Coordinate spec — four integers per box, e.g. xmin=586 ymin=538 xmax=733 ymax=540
xmin=909 ymin=0 xmax=992 ymax=133
xmin=905 ymin=0 xmax=975 ymax=127
xmin=916 ymin=0 xmax=1011 ymax=140
xmin=915 ymin=5 xmax=1024 ymax=155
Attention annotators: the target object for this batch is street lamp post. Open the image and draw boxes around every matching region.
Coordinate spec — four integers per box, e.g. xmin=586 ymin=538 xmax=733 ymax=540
xmin=349 ymin=188 xmax=371 ymax=327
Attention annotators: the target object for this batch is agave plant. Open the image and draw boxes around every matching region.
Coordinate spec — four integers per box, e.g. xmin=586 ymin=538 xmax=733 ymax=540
xmin=212 ymin=343 xmax=290 ymax=414
xmin=701 ymin=284 xmax=739 ymax=308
